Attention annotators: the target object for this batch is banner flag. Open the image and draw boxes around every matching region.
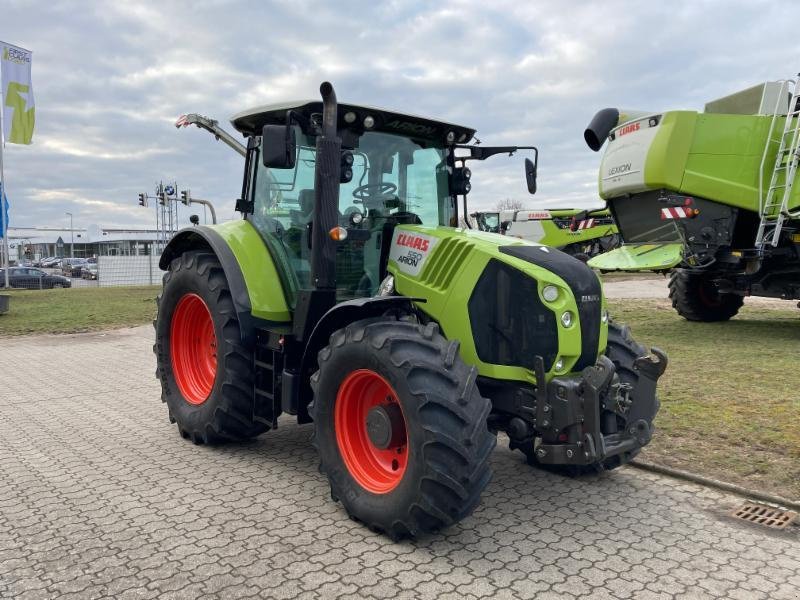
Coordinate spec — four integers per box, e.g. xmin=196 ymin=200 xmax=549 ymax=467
xmin=0 ymin=182 xmax=9 ymax=239
xmin=1 ymin=42 xmax=35 ymax=144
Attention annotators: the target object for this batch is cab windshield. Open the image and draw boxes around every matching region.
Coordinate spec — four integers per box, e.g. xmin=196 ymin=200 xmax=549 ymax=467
xmin=249 ymin=128 xmax=452 ymax=304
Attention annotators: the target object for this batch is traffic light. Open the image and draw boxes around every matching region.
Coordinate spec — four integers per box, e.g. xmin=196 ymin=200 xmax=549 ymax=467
xmin=138 ymin=193 xmax=147 ymax=207
xmin=157 ymin=192 xmax=166 ymax=206
xmin=180 ymin=190 xmax=191 ymax=205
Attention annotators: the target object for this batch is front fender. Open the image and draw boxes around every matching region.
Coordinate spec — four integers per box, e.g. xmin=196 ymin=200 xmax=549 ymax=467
xmin=297 ymin=295 xmax=421 ymax=421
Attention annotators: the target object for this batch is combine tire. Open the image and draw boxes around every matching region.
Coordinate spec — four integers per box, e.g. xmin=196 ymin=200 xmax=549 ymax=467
xmin=310 ymin=318 xmax=496 ymax=538
xmin=520 ymin=321 xmax=658 ymax=475
xmin=154 ymin=251 xmax=268 ymax=444
xmin=669 ymin=269 xmax=743 ymax=321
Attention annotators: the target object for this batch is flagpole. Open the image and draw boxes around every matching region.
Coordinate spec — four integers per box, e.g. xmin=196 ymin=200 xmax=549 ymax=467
xmin=0 ymin=86 xmax=9 ymax=289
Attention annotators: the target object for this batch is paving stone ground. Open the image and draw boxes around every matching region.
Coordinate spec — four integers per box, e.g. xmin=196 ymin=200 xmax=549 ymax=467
xmin=1 ymin=326 xmax=798 ymax=600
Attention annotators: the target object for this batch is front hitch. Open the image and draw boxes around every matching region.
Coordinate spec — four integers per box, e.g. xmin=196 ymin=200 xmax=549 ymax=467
xmin=533 ymin=346 xmax=668 ymax=467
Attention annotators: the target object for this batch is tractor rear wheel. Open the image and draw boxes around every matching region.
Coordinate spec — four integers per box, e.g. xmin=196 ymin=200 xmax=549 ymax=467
xmin=669 ymin=269 xmax=743 ymax=321
xmin=154 ymin=251 xmax=268 ymax=444
xmin=310 ymin=318 xmax=495 ymax=538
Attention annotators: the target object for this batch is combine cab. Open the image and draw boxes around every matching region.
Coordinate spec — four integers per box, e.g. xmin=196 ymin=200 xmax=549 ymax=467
xmin=586 ymin=79 xmax=800 ymax=320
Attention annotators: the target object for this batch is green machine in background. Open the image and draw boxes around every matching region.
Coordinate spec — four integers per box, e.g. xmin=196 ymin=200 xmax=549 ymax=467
xmin=471 ymin=207 xmax=619 ymax=260
xmin=155 ymin=82 xmax=666 ymax=538
xmin=586 ymin=79 xmax=800 ymax=320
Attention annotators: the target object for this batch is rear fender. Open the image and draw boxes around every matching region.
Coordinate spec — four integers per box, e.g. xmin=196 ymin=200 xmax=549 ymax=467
xmin=160 ymin=226 xmax=260 ymax=346
xmin=160 ymin=226 xmax=251 ymax=314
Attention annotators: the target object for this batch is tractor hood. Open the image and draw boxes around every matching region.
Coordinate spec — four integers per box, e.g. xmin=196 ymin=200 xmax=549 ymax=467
xmin=588 ymin=243 xmax=683 ymax=272
xmin=386 ymin=225 xmax=607 ymax=384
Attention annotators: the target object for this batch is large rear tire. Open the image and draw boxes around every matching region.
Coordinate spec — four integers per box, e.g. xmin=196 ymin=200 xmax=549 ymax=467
xmin=669 ymin=269 xmax=743 ymax=321
xmin=154 ymin=251 xmax=268 ymax=444
xmin=310 ymin=318 xmax=495 ymax=538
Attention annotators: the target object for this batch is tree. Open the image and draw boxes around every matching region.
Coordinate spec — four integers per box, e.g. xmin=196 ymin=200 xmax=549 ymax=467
xmin=494 ymin=197 xmax=526 ymax=211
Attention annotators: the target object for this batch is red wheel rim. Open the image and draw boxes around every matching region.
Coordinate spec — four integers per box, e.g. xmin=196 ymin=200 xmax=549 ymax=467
xmin=335 ymin=369 xmax=408 ymax=494
xmin=170 ymin=293 xmax=217 ymax=405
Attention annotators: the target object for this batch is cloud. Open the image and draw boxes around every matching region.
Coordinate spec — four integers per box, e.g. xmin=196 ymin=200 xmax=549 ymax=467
xmin=2 ymin=0 xmax=799 ymax=230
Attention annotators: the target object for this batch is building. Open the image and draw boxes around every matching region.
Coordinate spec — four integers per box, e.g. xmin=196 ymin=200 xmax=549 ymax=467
xmin=6 ymin=225 xmax=162 ymax=262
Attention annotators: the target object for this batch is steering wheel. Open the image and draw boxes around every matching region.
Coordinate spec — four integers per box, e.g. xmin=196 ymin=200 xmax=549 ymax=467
xmin=352 ymin=182 xmax=398 ymax=204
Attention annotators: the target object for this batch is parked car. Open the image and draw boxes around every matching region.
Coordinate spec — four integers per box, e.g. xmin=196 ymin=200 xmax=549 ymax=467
xmin=41 ymin=257 xmax=61 ymax=268
xmin=0 ymin=267 xmax=72 ymax=289
xmin=61 ymin=258 xmax=88 ymax=277
xmin=82 ymin=262 xmax=98 ymax=280
xmin=38 ymin=256 xmax=60 ymax=268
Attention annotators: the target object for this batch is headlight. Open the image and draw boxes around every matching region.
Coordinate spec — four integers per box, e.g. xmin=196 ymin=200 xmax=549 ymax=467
xmin=560 ymin=311 xmax=574 ymax=328
xmin=601 ymin=309 xmax=609 ymax=324
xmin=554 ymin=357 xmax=564 ymax=372
xmin=542 ymin=285 xmax=559 ymax=302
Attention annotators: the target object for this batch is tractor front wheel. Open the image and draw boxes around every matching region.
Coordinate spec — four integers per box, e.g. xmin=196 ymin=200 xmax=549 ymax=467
xmin=310 ymin=318 xmax=495 ymax=538
xmin=154 ymin=251 xmax=268 ymax=444
xmin=669 ymin=269 xmax=743 ymax=321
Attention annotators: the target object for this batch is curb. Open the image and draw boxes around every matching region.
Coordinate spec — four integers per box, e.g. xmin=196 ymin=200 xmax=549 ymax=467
xmin=629 ymin=459 xmax=800 ymax=512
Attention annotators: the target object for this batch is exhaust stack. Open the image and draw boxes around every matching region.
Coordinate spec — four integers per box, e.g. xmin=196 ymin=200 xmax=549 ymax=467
xmin=584 ymin=108 xmax=653 ymax=151
xmin=311 ymin=81 xmax=342 ymax=290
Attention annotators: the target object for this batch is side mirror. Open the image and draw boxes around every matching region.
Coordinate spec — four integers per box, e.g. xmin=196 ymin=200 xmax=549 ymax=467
xmin=262 ymin=124 xmax=296 ymax=169
xmin=524 ymin=158 xmax=537 ymax=195
xmin=501 ymin=220 xmax=512 ymax=234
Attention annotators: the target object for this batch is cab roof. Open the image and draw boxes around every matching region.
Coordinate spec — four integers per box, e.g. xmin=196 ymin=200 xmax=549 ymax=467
xmin=230 ymin=100 xmax=476 ymax=145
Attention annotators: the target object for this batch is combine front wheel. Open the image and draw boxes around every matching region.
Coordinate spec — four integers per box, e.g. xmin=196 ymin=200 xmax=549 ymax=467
xmin=311 ymin=319 xmax=496 ymax=538
xmin=669 ymin=269 xmax=743 ymax=321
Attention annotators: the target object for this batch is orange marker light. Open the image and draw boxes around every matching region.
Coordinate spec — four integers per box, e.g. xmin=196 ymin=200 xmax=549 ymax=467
xmin=329 ymin=226 xmax=348 ymax=241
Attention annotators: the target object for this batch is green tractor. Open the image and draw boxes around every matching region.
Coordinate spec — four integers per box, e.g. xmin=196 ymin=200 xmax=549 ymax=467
xmin=470 ymin=207 xmax=620 ymax=260
xmin=155 ymin=82 xmax=667 ymax=537
xmin=585 ymin=79 xmax=800 ymax=321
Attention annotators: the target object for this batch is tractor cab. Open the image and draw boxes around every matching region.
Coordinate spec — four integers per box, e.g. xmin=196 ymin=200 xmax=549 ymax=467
xmin=472 ymin=211 xmax=502 ymax=233
xmin=233 ymin=100 xmax=470 ymax=304
xmin=231 ymin=96 xmax=537 ymax=307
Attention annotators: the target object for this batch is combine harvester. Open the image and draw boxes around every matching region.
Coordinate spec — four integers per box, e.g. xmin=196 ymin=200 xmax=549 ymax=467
xmin=158 ymin=83 xmax=667 ymax=537
xmin=585 ymin=78 xmax=800 ymax=320
xmin=471 ymin=207 xmax=619 ymax=260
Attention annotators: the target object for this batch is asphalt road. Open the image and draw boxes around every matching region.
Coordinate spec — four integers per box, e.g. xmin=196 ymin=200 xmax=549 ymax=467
xmin=1 ymin=326 xmax=798 ymax=599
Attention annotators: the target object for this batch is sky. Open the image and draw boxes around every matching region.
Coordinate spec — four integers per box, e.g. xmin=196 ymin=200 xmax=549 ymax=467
xmin=2 ymin=0 xmax=800 ymax=230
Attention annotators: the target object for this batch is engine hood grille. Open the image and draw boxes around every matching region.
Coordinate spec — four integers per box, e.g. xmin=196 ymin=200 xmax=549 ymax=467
xmin=499 ymin=245 xmax=603 ymax=371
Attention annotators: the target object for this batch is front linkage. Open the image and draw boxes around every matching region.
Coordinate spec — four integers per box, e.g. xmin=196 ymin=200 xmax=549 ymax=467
xmin=535 ymin=350 xmax=667 ymax=467
xmin=507 ymin=323 xmax=668 ymax=470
